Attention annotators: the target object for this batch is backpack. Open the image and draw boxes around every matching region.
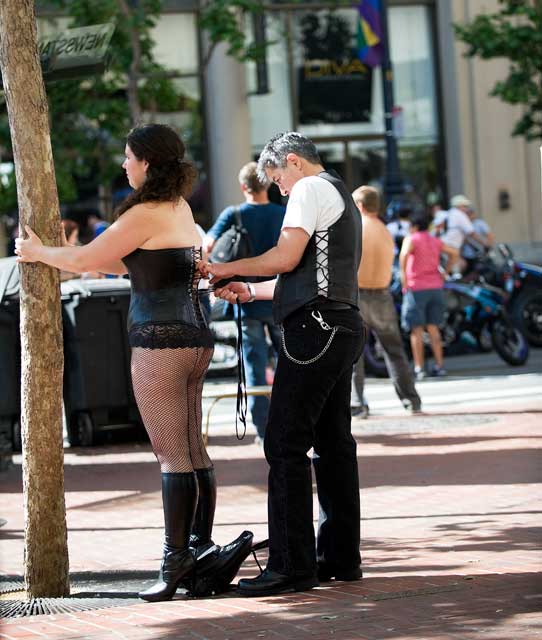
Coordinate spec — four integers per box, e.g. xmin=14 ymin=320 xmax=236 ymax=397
xmin=209 ymin=207 xmax=253 ymax=263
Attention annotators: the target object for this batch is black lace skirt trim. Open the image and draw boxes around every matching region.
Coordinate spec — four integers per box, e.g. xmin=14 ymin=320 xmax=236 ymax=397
xmin=129 ymin=322 xmax=215 ymax=349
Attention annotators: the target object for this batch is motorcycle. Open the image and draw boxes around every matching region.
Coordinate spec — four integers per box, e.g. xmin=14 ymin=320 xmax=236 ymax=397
xmin=494 ymin=244 xmax=542 ymax=348
xmin=462 ymin=243 xmax=542 ymax=347
xmin=441 ymin=278 xmax=529 ymax=366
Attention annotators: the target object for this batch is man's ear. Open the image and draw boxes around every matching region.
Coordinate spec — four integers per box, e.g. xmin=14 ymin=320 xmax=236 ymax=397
xmin=286 ymin=152 xmax=301 ymax=169
xmin=143 ymin=160 xmax=149 ymax=173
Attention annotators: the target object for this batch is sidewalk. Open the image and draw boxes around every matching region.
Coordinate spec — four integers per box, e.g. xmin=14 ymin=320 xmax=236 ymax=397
xmin=1 ymin=399 xmax=541 ymax=639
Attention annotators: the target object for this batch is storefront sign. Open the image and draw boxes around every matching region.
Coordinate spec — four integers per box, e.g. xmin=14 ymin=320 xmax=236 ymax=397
xmin=298 ymin=58 xmax=373 ymax=124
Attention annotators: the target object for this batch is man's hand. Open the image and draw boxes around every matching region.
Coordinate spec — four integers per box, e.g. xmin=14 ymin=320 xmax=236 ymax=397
xmin=14 ymin=226 xmax=43 ymax=263
xmin=198 ymin=260 xmax=237 ymax=284
xmin=214 ymin=281 xmax=251 ymax=304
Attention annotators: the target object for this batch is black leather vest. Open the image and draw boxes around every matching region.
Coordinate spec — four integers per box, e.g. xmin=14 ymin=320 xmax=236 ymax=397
xmin=273 ymin=170 xmax=362 ymax=324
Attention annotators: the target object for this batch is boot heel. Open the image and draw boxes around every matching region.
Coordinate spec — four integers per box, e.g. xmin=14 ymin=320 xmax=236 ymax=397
xmin=139 ymin=549 xmax=196 ymax=602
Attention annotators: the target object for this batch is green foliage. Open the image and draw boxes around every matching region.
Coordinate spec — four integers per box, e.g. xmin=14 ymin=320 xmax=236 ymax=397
xmin=199 ymin=0 xmax=267 ymax=64
xmin=454 ymin=0 xmax=542 ymax=140
xmin=0 ymin=0 xmax=351 ymax=215
xmin=199 ymin=0 xmax=347 ymax=65
xmin=0 ymin=0 xmax=184 ymax=210
xmin=300 ymin=11 xmax=353 ymax=61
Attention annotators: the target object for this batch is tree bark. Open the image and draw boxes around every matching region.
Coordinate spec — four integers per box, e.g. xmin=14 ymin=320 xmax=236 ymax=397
xmin=0 ymin=0 xmax=69 ymax=598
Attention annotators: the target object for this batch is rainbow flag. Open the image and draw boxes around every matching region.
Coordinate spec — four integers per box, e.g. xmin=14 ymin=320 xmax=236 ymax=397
xmin=356 ymin=0 xmax=383 ymax=68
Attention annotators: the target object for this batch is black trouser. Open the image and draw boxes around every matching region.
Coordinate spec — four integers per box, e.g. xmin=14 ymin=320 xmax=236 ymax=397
xmin=264 ymin=306 xmax=365 ymax=576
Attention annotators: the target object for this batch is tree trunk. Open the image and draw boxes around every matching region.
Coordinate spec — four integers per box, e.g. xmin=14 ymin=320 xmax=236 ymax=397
xmin=0 ymin=0 xmax=69 ymax=598
xmin=117 ymin=0 xmax=142 ymax=123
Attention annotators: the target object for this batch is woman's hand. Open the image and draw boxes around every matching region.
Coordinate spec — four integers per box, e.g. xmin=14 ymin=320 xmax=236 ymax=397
xmin=214 ymin=282 xmax=251 ymax=304
xmin=14 ymin=226 xmax=44 ymax=263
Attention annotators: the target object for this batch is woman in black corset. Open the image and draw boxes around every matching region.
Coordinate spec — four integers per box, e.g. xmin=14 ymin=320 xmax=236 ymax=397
xmin=15 ymin=123 xmax=252 ymax=602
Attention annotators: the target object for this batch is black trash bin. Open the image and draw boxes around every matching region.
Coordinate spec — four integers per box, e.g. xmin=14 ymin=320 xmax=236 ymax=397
xmin=0 ymin=258 xmax=20 ymax=467
xmin=61 ymin=278 xmax=143 ymax=446
xmin=0 ymin=259 xmax=143 ymax=451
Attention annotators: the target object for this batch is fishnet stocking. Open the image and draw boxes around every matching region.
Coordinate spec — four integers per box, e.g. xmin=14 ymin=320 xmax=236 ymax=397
xmin=131 ymin=346 xmax=213 ymax=472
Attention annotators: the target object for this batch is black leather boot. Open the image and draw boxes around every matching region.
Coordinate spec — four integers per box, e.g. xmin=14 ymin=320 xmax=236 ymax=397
xmin=139 ymin=472 xmax=198 ymax=602
xmin=190 ymin=530 xmax=254 ymax=597
xmin=190 ymin=467 xmax=217 ymax=558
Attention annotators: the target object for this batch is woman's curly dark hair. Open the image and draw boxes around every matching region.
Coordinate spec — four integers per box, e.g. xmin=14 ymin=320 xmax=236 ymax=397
xmin=115 ymin=123 xmax=197 ymax=217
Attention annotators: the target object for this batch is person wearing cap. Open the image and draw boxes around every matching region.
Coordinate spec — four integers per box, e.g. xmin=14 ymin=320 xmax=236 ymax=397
xmin=434 ymin=195 xmax=490 ymax=272
xmin=461 ymin=207 xmax=495 ymax=274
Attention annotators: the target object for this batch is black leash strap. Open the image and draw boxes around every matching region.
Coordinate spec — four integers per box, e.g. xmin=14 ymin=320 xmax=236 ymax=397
xmin=209 ymin=278 xmax=247 ymax=439
xmin=235 ymin=299 xmax=248 ymax=440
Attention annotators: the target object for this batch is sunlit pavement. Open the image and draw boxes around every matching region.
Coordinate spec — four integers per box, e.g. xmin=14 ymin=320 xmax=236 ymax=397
xmin=0 ymin=349 xmax=541 ymax=639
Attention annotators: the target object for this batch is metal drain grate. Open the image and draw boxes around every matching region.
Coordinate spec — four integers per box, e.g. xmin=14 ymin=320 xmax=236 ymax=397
xmin=0 ymin=579 xmax=25 ymax=594
xmin=0 ymin=571 xmax=156 ymax=618
xmin=0 ymin=596 xmax=138 ymax=618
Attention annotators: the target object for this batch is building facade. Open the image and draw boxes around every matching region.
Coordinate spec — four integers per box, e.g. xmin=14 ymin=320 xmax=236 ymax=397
xmin=33 ymin=0 xmax=542 ymax=255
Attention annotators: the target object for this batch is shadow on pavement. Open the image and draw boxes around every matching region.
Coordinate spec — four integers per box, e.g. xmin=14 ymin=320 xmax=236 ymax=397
xmin=57 ymin=571 xmax=537 ymax=640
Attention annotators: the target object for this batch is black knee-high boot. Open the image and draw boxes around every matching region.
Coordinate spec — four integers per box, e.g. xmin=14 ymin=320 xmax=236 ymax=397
xmin=180 ymin=467 xmax=254 ymax=597
xmin=139 ymin=472 xmax=198 ymax=602
xmin=190 ymin=467 xmax=217 ymax=555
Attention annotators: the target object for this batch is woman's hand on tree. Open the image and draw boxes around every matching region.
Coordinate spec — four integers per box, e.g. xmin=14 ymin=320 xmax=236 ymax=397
xmin=14 ymin=226 xmax=43 ymax=263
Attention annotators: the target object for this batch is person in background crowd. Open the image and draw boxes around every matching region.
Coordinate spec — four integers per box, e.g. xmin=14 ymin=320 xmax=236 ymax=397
xmin=400 ymin=212 xmax=458 ymax=380
xmin=59 ymin=219 xmax=80 ymax=281
xmin=88 ymin=210 xmax=110 ymax=238
xmin=351 ymin=186 xmax=421 ymax=418
xmin=461 ymin=207 xmax=495 ymax=274
xmin=386 ymin=201 xmax=412 ymax=257
xmin=433 ymin=195 xmax=490 ymax=273
xmin=61 ymin=218 xmax=79 ymax=246
xmin=205 ymin=162 xmax=285 ymax=442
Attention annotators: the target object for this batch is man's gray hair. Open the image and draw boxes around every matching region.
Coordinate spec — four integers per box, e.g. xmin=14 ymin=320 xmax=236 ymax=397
xmin=257 ymin=132 xmax=321 ymax=180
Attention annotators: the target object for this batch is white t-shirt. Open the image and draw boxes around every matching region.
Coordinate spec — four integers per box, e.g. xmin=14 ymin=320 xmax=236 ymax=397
xmin=386 ymin=219 xmax=411 ymax=255
xmin=282 ymin=175 xmax=344 ymax=296
xmin=462 ymin=218 xmax=491 ymax=258
xmin=438 ymin=207 xmax=474 ymax=249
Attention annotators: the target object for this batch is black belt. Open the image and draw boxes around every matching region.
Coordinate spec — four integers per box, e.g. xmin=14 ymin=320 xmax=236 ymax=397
xmin=305 ymin=299 xmax=356 ymax=312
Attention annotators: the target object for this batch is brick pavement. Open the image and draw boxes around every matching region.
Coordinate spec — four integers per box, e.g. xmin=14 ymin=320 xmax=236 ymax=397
xmin=1 ymin=403 xmax=541 ymax=639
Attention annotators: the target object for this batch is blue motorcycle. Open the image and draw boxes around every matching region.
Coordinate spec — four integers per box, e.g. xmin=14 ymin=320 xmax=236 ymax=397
xmin=495 ymin=245 xmax=542 ymax=348
xmin=442 ymin=278 xmax=529 ymax=366
xmin=462 ymin=243 xmax=542 ymax=347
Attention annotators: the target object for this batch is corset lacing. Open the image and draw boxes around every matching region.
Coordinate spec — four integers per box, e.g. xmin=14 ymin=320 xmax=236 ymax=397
xmin=315 ymin=230 xmax=329 ymax=297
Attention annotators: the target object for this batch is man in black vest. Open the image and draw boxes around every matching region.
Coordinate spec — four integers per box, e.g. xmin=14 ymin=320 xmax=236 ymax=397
xmin=200 ymin=132 xmax=365 ymax=596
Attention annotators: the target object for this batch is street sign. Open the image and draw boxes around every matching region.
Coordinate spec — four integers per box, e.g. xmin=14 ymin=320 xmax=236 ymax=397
xmin=0 ymin=23 xmax=114 ymax=88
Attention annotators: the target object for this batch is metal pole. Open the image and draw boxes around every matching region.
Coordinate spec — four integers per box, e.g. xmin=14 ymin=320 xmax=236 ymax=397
xmin=380 ymin=0 xmax=404 ymax=203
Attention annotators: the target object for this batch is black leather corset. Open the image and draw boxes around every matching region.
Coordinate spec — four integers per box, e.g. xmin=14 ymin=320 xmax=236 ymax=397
xmin=122 ymin=247 xmax=214 ymax=349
